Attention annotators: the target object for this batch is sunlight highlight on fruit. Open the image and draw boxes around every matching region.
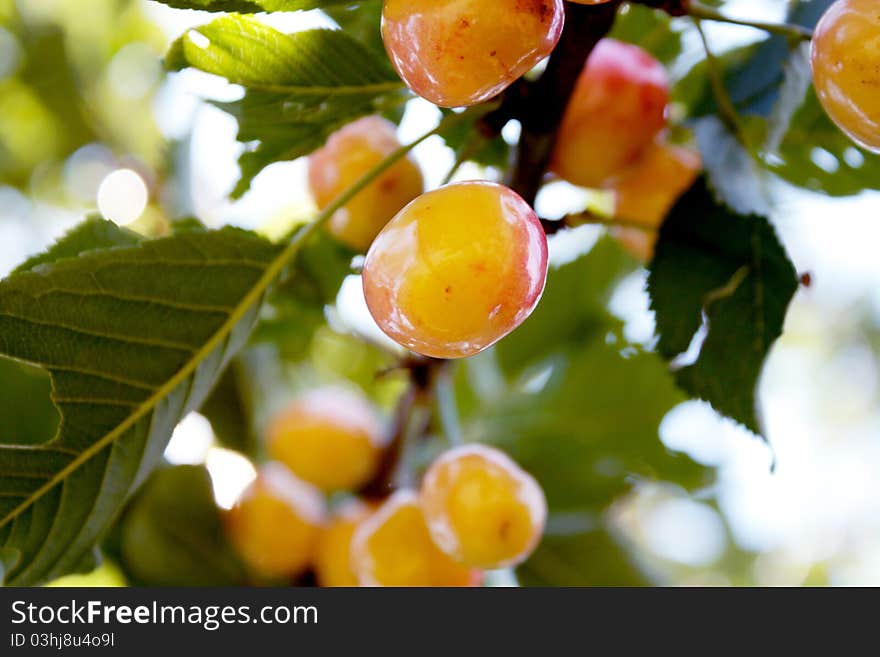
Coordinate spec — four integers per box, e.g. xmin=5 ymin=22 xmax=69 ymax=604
xmin=811 ymin=0 xmax=880 ymax=153
xmin=309 ymin=116 xmax=424 ymax=251
xmin=381 ymin=0 xmax=565 ymax=107
xmin=421 ymin=444 xmax=547 ymax=569
xmin=362 ymin=181 xmax=548 ymax=359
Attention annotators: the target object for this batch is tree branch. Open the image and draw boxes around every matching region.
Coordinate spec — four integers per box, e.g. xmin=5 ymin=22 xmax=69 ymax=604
xmin=630 ymin=0 xmax=689 ymax=16
xmin=359 ymin=358 xmax=441 ymax=500
xmin=507 ymin=1 xmax=622 ymax=205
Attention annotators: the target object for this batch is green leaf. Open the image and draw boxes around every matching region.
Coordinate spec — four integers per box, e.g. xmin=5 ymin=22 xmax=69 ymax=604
xmin=199 ymin=362 xmax=256 ymax=455
xmin=438 ymin=109 xmax=510 ymax=171
xmin=324 ymin=0 xmax=385 ymax=54
xmin=647 ymin=179 xmax=798 ymax=435
xmin=165 ymin=17 xmax=406 ymax=197
xmin=0 ymin=2 xmax=165 ymax=189
xmin=694 ymin=116 xmax=772 ymax=217
xmin=149 ymin=0 xmax=354 ymax=12
xmin=681 ymin=0 xmax=880 ymax=197
xmin=611 ymin=2 xmax=682 ymax=65
xmin=110 ymin=465 xmax=246 ymax=586
xmin=688 ymin=1 xmax=831 ymax=119
xmin=466 ymin=343 xmax=705 ymax=513
xmin=750 ymin=34 xmax=880 ymax=196
xmin=14 ymin=216 xmax=141 ymax=275
xmin=0 ymin=219 xmax=285 ymax=585
xmin=496 ymin=236 xmax=636 ymax=376
xmin=0 ymin=357 xmax=59 ymax=447
xmin=253 ymin=230 xmax=354 ymax=359
xmin=764 ymin=42 xmax=812 ymax=154
xmin=772 ymin=90 xmax=880 ymax=196
xmin=520 ymin=525 xmax=651 ymax=587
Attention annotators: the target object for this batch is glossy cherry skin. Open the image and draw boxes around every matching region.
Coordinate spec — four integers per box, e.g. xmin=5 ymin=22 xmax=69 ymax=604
xmin=362 ymin=181 xmax=548 ymax=359
xmin=266 ymin=386 xmax=386 ymax=493
xmin=551 ymin=38 xmax=670 ymax=188
xmin=350 ymin=491 xmax=480 ymax=587
xmin=309 ymin=116 xmax=424 ymax=251
xmin=225 ymin=463 xmax=326 ymax=579
xmin=420 ymin=444 xmax=547 ymax=569
xmin=811 ymin=0 xmax=880 ymax=153
xmin=381 ymin=0 xmax=565 ymax=107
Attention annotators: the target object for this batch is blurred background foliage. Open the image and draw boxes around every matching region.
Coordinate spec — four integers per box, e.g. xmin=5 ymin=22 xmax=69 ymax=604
xmin=0 ymin=0 xmax=165 ymax=196
xmin=0 ymin=0 xmax=879 ymax=587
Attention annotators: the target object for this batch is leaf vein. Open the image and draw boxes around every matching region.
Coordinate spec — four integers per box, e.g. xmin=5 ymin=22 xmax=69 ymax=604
xmin=0 ymin=312 xmax=199 ymax=354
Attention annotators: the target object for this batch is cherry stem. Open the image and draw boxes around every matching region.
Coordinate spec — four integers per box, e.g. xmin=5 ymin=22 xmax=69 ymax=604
xmin=693 ymin=18 xmax=760 ymax=159
xmin=442 ymin=130 xmax=488 ymax=185
xmin=360 ymin=359 xmax=437 ymax=500
xmin=686 ymin=1 xmax=813 ymax=41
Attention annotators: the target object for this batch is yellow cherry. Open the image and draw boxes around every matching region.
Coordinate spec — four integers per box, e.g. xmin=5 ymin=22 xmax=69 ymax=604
xmin=225 ymin=463 xmax=325 ymax=579
xmin=811 ymin=0 xmax=880 ymax=152
xmin=381 ymin=0 xmax=565 ymax=107
xmin=420 ymin=444 xmax=547 ymax=569
xmin=314 ymin=499 xmax=375 ymax=587
xmin=309 ymin=116 xmax=424 ymax=251
xmin=266 ymin=386 xmax=386 ymax=493
xmin=351 ymin=491 xmax=480 ymax=586
xmin=362 ymin=181 xmax=548 ymax=359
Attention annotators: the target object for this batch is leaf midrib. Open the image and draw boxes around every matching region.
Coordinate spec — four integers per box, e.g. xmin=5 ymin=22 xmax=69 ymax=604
xmin=0 ymin=233 xmax=304 ymax=530
xmin=241 ymin=80 xmax=405 ymax=96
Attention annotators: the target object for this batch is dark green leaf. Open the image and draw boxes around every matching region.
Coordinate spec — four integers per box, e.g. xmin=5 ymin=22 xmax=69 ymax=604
xmin=694 ymin=116 xmax=771 ymax=216
xmin=0 ymin=219 xmax=283 ymax=585
xmin=113 ymin=465 xmax=246 ymax=586
xmin=254 ymin=230 xmax=353 ymax=359
xmin=681 ymin=1 xmax=880 ymax=196
xmin=611 ymin=3 xmax=682 ymax=65
xmin=466 ymin=342 xmax=705 ymax=513
xmin=199 ymin=362 xmax=256 ymax=455
xmin=688 ymin=0 xmax=832 ymax=119
xmin=773 ymin=91 xmax=880 ymax=196
xmin=496 ymin=237 xmax=636 ymax=376
xmin=14 ymin=216 xmax=142 ymax=275
xmin=648 ymin=179 xmax=799 ymax=435
xmin=0 ymin=357 xmax=59 ymax=447
xmin=438 ymin=109 xmax=510 ymax=171
xmin=520 ymin=524 xmax=651 ymax=587
xmin=764 ymin=43 xmax=812 ymax=154
xmin=324 ymin=1 xmax=385 ymax=54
